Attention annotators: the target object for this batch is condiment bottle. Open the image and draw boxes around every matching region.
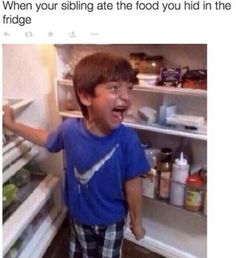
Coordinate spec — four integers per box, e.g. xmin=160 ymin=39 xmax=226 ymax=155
xmin=174 ymin=138 xmax=193 ymax=169
xmin=157 ymin=148 xmax=172 ymax=200
xmin=170 ymin=152 xmax=189 ymax=206
xmin=185 ymin=175 xmax=204 ymax=212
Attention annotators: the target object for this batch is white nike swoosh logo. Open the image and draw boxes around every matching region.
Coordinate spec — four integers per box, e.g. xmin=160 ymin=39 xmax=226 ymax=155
xmin=74 ymin=144 xmax=119 ymax=184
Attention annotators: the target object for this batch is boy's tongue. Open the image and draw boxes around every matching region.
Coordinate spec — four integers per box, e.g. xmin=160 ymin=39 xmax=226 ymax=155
xmin=112 ymin=108 xmax=125 ymax=120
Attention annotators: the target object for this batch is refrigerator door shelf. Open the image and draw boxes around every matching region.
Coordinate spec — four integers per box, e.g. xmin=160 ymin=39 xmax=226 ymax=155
xmin=3 ymin=136 xmax=25 ymax=155
xmin=18 ymin=208 xmax=67 ymax=258
xmin=3 ymin=139 xmax=36 ymax=170
xmin=3 ymin=145 xmax=39 ymax=184
xmin=3 ymin=174 xmax=61 ymax=256
xmin=2 ymin=141 xmax=39 ymax=183
xmin=2 ymin=98 xmax=33 ymax=114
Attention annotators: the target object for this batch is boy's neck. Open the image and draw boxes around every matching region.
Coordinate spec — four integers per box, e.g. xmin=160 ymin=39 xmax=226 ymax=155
xmin=84 ymin=118 xmax=112 ymax=137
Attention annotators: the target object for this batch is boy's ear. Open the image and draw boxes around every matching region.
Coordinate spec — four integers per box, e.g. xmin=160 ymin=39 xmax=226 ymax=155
xmin=77 ymin=91 xmax=92 ymax=107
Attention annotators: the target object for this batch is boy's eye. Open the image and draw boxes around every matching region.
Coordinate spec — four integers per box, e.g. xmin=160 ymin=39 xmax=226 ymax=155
xmin=108 ymin=83 xmax=119 ymax=91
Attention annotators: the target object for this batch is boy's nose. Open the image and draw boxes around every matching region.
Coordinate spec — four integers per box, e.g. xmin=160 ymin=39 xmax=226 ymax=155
xmin=119 ymin=87 xmax=131 ymax=102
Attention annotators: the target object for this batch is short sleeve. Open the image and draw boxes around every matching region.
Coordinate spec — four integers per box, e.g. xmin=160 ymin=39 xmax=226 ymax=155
xmin=45 ymin=123 xmax=64 ymax=153
xmin=123 ymin=129 xmax=150 ymax=180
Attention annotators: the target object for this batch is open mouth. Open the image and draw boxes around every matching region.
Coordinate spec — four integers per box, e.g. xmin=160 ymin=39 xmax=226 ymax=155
xmin=112 ymin=106 xmax=128 ymax=120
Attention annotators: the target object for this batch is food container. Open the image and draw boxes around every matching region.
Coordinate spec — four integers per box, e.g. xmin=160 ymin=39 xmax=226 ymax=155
xmin=129 ymin=52 xmax=146 ymax=83
xmin=160 ymin=67 xmax=182 ymax=86
xmin=157 ymin=148 xmax=173 ymax=200
xmin=139 ymin=55 xmax=164 ymax=75
xmin=182 ymin=69 xmax=207 ymax=90
xmin=137 ymin=73 xmax=160 ymax=87
xmin=129 ymin=52 xmax=146 ymax=72
xmin=185 ymin=175 xmax=204 ymax=212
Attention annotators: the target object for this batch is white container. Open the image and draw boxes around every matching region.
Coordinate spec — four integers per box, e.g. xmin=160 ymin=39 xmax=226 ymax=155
xmin=137 ymin=73 xmax=160 ymax=87
xmin=142 ymin=175 xmax=156 ymax=198
xmin=170 ymin=182 xmax=185 ymax=206
xmin=170 ymin=152 xmax=189 ymax=206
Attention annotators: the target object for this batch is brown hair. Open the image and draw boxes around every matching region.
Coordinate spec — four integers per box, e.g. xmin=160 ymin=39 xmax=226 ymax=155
xmin=73 ymin=52 xmax=135 ymax=118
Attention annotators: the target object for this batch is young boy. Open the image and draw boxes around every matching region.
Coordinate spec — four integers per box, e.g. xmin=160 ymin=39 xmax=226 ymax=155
xmin=3 ymin=52 xmax=150 ymax=258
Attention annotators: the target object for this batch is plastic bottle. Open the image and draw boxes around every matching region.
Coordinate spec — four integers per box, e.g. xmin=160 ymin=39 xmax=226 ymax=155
xmin=174 ymin=138 xmax=193 ymax=169
xmin=170 ymin=152 xmax=189 ymax=206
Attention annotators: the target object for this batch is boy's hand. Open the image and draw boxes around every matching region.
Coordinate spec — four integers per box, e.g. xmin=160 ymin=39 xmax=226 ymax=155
xmin=130 ymin=223 xmax=146 ymax=241
xmin=3 ymin=105 xmax=15 ymax=128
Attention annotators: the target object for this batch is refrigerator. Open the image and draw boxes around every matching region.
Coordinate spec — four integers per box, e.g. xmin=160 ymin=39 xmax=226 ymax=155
xmin=2 ymin=44 xmax=207 ymax=258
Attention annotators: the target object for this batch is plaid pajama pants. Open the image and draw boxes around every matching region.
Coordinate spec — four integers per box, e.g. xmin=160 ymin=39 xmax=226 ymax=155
xmin=69 ymin=218 xmax=125 ymax=258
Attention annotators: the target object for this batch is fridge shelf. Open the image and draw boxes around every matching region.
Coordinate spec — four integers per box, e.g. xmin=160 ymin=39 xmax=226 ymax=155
xmin=3 ymin=174 xmax=60 ymax=256
xmin=3 ymin=173 xmax=47 ymax=223
xmin=59 ymin=111 xmax=207 ymax=141
xmin=143 ymin=196 xmax=206 ymax=219
xmin=3 ymin=136 xmax=24 ymax=155
xmin=58 ymin=79 xmax=207 ymax=97
xmin=3 ymin=145 xmax=39 ymax=184
xmin=125 ymin=197 xmax=207 ymax=258
xmin=124 ymin=120 xmax=207 ymax=141
xmin=17 ymin=208 xmax=67 ymax=258
xmin=2 ymin=98 xmax=33 ymax=114
xmin=3 ymin=139 xmax=35 ymax=169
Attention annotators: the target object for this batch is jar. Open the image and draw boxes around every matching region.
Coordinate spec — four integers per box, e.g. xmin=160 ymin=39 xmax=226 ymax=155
xmin=129 ymin=52 xmax=146 ymax=70
xmin=139 ymin=56 xmax=164 ymax=75
xmin=157 ymin=148 xmax=172 ymax=200
xmin=182 ymin=69 xmax=207 ymax=90
xmin=185 ymin=175 xmax=204 ymax=212
xmin=203 ymin=189 xmax=207 ymax=216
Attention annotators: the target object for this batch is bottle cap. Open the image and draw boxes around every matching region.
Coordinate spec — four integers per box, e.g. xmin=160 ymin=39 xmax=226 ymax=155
xmin=175 ymin=152 xmax=188 ymax=166
xmin=186 ymin=175 xmax=204 ymax=188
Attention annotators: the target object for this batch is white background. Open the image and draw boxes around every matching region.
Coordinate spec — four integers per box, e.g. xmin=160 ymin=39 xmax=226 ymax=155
xmin=1 ymin=0 xmax=236 ymax=257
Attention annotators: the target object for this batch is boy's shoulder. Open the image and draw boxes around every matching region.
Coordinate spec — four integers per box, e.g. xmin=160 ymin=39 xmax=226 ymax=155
xmin=60 ymin=118 xmax=80 ymax=131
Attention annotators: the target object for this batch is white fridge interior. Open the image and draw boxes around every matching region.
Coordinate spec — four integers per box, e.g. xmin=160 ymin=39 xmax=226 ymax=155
xmin=3 ymin=44 xmax=207 ymax=258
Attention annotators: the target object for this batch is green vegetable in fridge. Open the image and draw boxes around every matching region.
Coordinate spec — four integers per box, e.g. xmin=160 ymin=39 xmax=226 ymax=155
xmin=3 ymin=183 xmax=18 ymax=209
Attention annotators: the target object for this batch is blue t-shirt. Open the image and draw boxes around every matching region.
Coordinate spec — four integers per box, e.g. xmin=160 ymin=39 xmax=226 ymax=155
xmin=46 ymin=118 xmax=150 ymax=225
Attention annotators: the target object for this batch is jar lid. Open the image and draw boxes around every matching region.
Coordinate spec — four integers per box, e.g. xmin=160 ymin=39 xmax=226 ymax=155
xmin=183 ymin=70 xmax=207 ymax=80
xmin=186 ymin=175 xmax=204 ymax=187
xmin=129 ymin=52 xmax=146 ymax=58
xmin=144 ymin=55 xmax=164 ymax=61
xmin=161 ymin=147 xmax=172 ymax=155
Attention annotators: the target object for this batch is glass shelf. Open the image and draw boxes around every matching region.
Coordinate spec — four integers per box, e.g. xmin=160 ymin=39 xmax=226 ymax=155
xmin=59 ymin=111 xmax=207 ymax=141
xmin=58 ymin=79 xmax=207 ymax=97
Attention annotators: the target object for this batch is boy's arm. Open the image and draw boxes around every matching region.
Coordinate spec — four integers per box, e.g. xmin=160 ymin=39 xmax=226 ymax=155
xmin=3 ymin=105 xmax=49 ymax=147
xmin=124 ymin=176 xmax=145 ymax=241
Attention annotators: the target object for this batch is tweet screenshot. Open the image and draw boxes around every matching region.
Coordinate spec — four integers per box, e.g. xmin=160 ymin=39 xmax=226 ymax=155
xmin=1 ymin=1 xmax=235 ymax=258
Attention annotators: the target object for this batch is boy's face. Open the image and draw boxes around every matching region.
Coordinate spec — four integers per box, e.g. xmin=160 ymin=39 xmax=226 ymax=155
xmin=82 ymin=81 xmax=133 ymax=135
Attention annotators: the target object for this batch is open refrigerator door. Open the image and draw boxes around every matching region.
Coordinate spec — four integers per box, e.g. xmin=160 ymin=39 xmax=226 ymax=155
xmin=2 ymin=45 xmax=66 ymax=258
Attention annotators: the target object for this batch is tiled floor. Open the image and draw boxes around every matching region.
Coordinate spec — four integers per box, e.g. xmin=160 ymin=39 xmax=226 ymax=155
xmin=43 ymin=216 xmax=165 ymax=258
